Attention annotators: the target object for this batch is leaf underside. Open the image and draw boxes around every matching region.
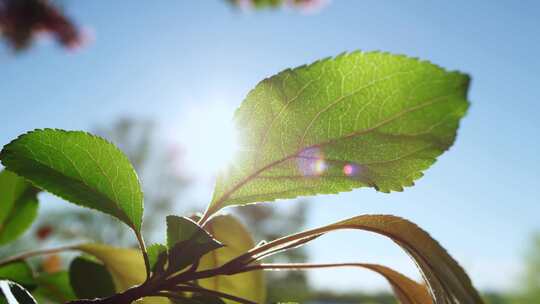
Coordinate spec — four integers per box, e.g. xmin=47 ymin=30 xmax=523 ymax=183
xmin=250 ymin=215 xmax=482 ymax=304
xmin=0 ymin=129 xmax=144 ymax=232
xmin=349 ymin=263 xmax=432 ymax=304
xmin=209 ymin=51 xmax=469 ymax=216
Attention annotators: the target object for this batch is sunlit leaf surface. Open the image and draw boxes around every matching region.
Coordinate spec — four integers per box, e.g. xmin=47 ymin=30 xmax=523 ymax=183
xmin=0 ymin=129 xmax=144 ymax=232
xmin=208 ymin=51 xmax=469 ymax=217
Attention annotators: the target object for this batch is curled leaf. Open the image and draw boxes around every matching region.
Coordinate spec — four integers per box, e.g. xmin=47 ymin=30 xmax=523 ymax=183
xmin=234 ymin=215 xmax=482 ymax=304
xmin=254 ymin=262 xmax=431 ymax=304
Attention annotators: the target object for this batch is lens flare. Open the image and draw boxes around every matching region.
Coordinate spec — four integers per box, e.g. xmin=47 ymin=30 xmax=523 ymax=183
xmin=314 ymin=159 xmax=327 ymax=174
xmin=343 ymin=163 xmax=361 ymax=177
xmin=297 ymin=147 xmax=327 ymax=176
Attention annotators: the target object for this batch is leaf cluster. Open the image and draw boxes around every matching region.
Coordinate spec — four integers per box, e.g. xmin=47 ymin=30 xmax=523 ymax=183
xmin=0 ymin=51 xmax=480 ymax=304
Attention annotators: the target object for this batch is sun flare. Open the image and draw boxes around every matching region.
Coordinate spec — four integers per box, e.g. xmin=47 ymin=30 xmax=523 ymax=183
xmin=177 ymin=101 xmax=240 ymax=179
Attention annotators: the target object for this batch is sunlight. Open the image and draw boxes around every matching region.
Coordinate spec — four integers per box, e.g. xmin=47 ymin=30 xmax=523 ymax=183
xmin=176 ymin=101 xmax=240 ymax=180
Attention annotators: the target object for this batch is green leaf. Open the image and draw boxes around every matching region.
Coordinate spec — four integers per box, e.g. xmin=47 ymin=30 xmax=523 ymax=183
xmin=32 ymin=272 xmax=76 ymax=303
xmin=207 ymin=51 xmax=470 ymax=216
xmin=75 ymin=244 xmax=169 ymax=304
xmin=147 ymin=243 xmax=167 ymax=274
xmin=0 ymin=170 xmax=39 ymax=246
xmin=166 ymin=216 xmax=223 ymax=272
xmin=0 ymin=262 xmax=34 ymax=289
xmin=0 ymin=129 xmax=144 ymax=232
xmin=0 ymin=281 xmax=37 ymax=304
xmin=244 ymin=214 xmax=482 ymax=304
xmin=69 ymin=256 xmax=115 ymax=299
xmin=75 ymin=244 xmax=144 ymax=292
xmin=198 ymin=214 xmax=265 ymax=304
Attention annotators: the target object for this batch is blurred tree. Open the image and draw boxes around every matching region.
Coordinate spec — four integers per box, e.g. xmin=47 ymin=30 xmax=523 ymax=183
xmin=0 ymin=0 xmax=330 ymax=53
xmin=513 ymin=232 xmax=540 ymax=304
xmin=226 ymin=0 xmax=327 ymax=11
xmin=0 ymin=0 xmax=82 ymax=51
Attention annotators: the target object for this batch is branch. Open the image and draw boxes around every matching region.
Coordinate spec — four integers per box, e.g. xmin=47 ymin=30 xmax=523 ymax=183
xmin=237 ymin=262 xmax=384 ymax=272
xmin=163 ymin=285 xmax=257 ymax=304
xmin=0 ymin=245 xmax=77 ymax=267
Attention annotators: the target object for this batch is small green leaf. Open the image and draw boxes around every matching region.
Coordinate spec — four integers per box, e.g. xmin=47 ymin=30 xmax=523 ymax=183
xmin=0 ymin=170 xmax=39 ymax=246
xmin=198 ymin=214 xmax=265 ymax=304
xmin=147 ymin=243 xmax=167 ymax=273
xmin=207 ymin=51 xmax=470 ymax=217
xmin=0 ymin=280 xmax=37 ymax=304
xmin=32 ymin=272 xmax=76 ymax=303
xmin=0 ymin=262 xmax=34 ymax=289
xmin=166 ymin=216 xmax=223 ymax=272
xmin=69 ymin=256 xmax=115 ymax=299
xmin=0 ymin=129 xmax=144 ymax=232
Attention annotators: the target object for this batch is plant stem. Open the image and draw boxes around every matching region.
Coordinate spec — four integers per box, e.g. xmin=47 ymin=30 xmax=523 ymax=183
xmin=237 ymin=262 xmax=379 ymax=272
xmin=135 ymin=231 xmax=151 ymax=280
xmin=163 ymin=285 xmax=257 ymax=304
xmin=0 ymin=245 xmax=77 ymax=267
xmin=197 ymin=206 xmax=214 ymax=228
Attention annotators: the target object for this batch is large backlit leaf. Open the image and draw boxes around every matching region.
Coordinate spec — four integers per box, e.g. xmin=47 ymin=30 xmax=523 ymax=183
xmin=166 ymin=216 xmax=223 ymax=273
xmin=208 ymin=51 xmax=469 ymax=217
xmin=240 ymin=215 xmax=482 ymax=304
xmin=0 ymin=170 xmax=39 ymax=246
xmin=0 ymin=129 xmax=144 ymax=232
xmin=75 ymin=244 xmax=168 ymax=304
xmin=198 ymin=215 xmax=265 ymax=304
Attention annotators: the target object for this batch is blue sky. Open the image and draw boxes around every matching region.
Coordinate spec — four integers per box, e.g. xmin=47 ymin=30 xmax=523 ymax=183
xmin=1 ymin=0 xmax=539 ymax=293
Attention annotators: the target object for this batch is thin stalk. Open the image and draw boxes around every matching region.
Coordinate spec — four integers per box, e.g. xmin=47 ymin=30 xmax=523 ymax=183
xmin=197 ymin=206 xmax=214 ymax=228
xmin=135 ymin=231 xmax=151 ymax=281
xmin=236 ymin=262 xmax=378 ymax=273
xmin=0 ymin=245 xmax=77 ymax=267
